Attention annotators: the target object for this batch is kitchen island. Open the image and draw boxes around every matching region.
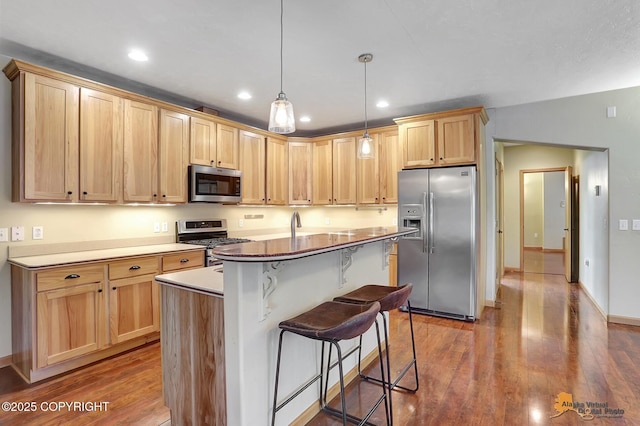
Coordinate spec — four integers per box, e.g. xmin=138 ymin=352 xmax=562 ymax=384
xmin=156 ymin=227 xmax=415 ymax=426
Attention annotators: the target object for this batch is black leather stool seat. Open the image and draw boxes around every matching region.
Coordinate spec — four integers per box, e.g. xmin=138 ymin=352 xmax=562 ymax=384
xmin=334 ymin=284 xmax=412 ymax=312
xmin=279 ymin=301 xmax=381 ymax=341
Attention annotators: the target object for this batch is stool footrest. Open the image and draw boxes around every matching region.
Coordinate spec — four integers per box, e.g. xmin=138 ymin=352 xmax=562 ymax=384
xmin=360 ymin=358 xmax=418 ymax=392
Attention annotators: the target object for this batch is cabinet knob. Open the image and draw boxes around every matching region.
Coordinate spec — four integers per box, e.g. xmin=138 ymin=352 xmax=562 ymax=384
xmin=162 ymin=194 xmax=167 ymax=198
xmin=153 ymin=194 xmax=157 ymax=198
xmin=97 ymin=289 xmax=103 ymax=293
xmin=82 ymin=191 xmax=88 ymax=195
xmin=112 ymin=286 xmax=117 ymax=290
xmin=180 ymin=258 xmax=189 ymax=263
xmin=67 ymin=191 xmax=72 ymax=195
xmin=440 ymin=157 xmax=443 ymax=160
xmin=65 ymin=274 xmax=80 ymax=280
xmin=129 ymin=265 xmax=141 ymax=270
xmin=218 ymin=161 xmax=221 ymax=164
xmin=268 ymin=198 xmax=271 ymax=201
xmin=308 ymin=199 xmax=311 ymax=202
xmin=430 ymin=158 xmax=434 ymax=161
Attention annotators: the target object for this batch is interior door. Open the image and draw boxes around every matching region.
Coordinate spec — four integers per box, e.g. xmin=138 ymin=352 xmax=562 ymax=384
xmin=495 ymin=157 xmax=504 ymax=287
xmin=564 ymin=166 xmax=573 ymax=282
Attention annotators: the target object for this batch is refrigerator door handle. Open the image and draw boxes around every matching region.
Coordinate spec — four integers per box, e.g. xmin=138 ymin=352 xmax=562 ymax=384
xmin=422 ymin=191 xmax=428 ymax=253
xmin=429 ymin=192 xmax=435 ymax=254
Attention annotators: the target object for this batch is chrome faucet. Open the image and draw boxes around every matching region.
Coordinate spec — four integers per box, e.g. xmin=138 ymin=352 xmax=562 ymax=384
xmin=291 ymin=211 xmax=302 ymax=239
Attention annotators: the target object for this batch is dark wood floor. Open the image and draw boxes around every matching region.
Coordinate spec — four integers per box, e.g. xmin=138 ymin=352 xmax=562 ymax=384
xmin=1 ymin=272 xmax=639 ymax=425
xmin=523 ymin=248 xmax=565 ymax=275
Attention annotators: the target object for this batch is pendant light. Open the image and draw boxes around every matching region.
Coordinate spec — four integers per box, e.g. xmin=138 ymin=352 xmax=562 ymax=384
xmin=268 ymin=0 xmax=295 ymax=134
xmin=357 ymin=53 xmax=374 ymax=159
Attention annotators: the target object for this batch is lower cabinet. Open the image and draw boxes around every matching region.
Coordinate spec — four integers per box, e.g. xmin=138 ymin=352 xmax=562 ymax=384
xmin=11 ymin=248 xmax=204 ymax=383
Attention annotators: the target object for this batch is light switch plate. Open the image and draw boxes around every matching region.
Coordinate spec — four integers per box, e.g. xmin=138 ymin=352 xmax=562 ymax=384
xmin=153 ymin=222 xmax=160 ymax=233
xmin=161 ymin=222 xmax=168 ymax=232
xmin=11 ymin=226 xmax=25 ymax=241
xmin=633 ymin=220 xmax=640 ymax=231
xmin=619 ymin=219 xmax=629 ymax=231
xmin=0 ymin=228 xmax=8 ymax=242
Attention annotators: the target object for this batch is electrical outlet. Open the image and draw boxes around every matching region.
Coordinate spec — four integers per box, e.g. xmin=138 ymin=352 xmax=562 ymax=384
xmin=392 ymin=218 xmax=398 ymax=226
xmin=11 ymin=226 xmax=24 ymax=241
xmin=161 ymin=222 xmax=168 ymax=232
xmin=325 ymin=217 xmax=331 ymax=225
xmin=619 ymin=219 xmax=629 ymax=231
xmin=153 ymin=222 xmax=160 ymax=233
xmin=633 ymin=220 xmax=640 ymax=231
xmin=238 ymin=219 xmax=244 ymax=228
xmin=0 ymin=228 xmax=8 ymax=242
xmin=32 ymin=226 xmax=44 ymax=240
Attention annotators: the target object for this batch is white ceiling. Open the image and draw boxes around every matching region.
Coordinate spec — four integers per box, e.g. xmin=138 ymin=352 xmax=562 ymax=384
xmin=1 ymin=0 xmax=639 ymax=136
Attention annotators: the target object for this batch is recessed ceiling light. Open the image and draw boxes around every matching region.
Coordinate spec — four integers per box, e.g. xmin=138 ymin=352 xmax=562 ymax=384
xmin=237 ymin=91 xmax=252 ymax=100
xmin=376 ymin=100 xmax=389 ymax=108
xmin=299 ymin=116 xmax=311 ymax=122
xmin=128 ymin=49 xmax=148 ymax=62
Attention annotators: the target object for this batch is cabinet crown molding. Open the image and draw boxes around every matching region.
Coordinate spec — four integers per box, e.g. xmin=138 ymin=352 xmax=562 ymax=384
xmin=394 ymin=106 xmax=489 ymax=125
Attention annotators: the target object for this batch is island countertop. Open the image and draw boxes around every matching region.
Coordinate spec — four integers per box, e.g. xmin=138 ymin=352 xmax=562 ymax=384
xmin=212 ymin=226 xmax=415 ymax=262
xmin=155 ymin=265 xmax=224 ymax=297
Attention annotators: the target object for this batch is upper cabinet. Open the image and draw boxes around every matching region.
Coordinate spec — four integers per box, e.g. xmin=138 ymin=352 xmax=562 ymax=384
xmin=123 ymin=100 xmax=159 ymax=203
xmin=357 ymin=127 xmax=400 ymax=205
xmin=266 ymin=137 xmax=288 ymax=205
xmin=238 ymin=130 xmax=266 ymax=204
xmin=11 ymin=73 xmax=80 ymax=202
xmin=288 ymin=140 xmax=312 ymax=205
xmin=216 ymin=123 xmax=239 ymax=169
xmin=158 ymin=109 xmax=189 ymax=203
xmin=312 ymin=138 xmax=333 ymax=205
xmin=189 ymin=116 xmax=217 ymax=167
xmin=79 ymin=88 xmax=123 ymax=203
xmin=396 ymin=107 xmax=488 ymax=169
xmin=332 ymin=137 xmax=357 ymax=204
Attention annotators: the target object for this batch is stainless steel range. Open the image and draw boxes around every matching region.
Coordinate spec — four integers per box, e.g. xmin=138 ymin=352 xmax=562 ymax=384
xmin=176 ymin=219 xmax=251 ymax=266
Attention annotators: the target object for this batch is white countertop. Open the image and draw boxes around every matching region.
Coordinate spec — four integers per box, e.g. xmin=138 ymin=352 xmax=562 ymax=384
xmin=155 ymin=266 xmax=224 ymax=297
xmin=8 ymin=243 xmax=204 ymax=269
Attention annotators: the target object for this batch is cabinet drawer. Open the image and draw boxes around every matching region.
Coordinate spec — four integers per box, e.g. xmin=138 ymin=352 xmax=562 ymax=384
xmin=37 ymin=265 xmax=105 ymax=292
xmin=109 ymin=256 xmax=159 ymax=280
xmin=162 ymin=251 xmax=204 ymax=272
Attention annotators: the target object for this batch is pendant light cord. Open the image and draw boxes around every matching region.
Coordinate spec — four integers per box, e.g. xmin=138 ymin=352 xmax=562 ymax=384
xmin=363 ymin=58 xmax=368 ymax=133
xmin=279 ymin=0 xmax=284 ymax=94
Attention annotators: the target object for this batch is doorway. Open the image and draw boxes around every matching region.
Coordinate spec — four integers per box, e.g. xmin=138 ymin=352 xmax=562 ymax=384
xmin=519 ymin=167 xmax=577 ymax=281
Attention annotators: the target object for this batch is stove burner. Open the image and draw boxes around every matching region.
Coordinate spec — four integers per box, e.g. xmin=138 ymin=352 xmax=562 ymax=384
xmin=184 ymin=237 xmax=252 ymax=249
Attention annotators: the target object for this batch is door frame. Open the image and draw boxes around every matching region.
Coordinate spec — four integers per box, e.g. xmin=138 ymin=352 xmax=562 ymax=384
xmin=519 ymin=166 xmax=572 ymax=276
xmin=495 ymin=156 xmax=504 ymax=287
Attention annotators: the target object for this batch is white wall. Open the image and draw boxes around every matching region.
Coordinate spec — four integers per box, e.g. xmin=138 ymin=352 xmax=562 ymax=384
xmin=0 ymin=53 xmax=398 ymax=358
xmin=493 ymin=86 xmax=640 ymax=321
xmin=543 ymin=171 xmax=565 ymax=250
xmin=574 ymin=149 xmax=609 ymax=313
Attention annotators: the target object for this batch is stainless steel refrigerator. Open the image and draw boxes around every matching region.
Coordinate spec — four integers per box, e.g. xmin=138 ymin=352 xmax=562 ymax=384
xmin=397 ymin=166 xmax=478 ymax=321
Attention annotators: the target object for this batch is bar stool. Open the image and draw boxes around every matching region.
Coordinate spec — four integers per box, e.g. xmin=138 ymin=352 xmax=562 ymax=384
xmin=334 ymin=283 xmax=419 ymax=425
xmin=271 ymin=300 xmax=389 ymax=426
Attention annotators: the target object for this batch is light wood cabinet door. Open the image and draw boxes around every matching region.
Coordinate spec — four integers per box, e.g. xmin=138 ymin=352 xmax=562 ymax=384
xmin=401 ymin=120 xmax=436 ymax=168
xmin=266 ymin=137 xmax=288 ymax=205
xmin=190 ymin=116 xmax=217 ymax=166
xmin=36 ymin=281 xmax=105 ymax=368
xmin=123 ymin=100 xmax=158 ymax=203
xmin=20 ymin=73 xmax=79 ymax=202
xmin=379 ymin=130 xmax=400 ymax=204
xmin=356 ymin=135 xmax=380 ymax=204
xmin=109 ymin=275 xmax=159 ymax=344
xmin=312 ymin=139 xmax=333 ymax=205
xmin=239 ymin=130 xmax=265 ymax=204
xmin=162 ymin=251 xmax=205 ymax=272
xmin=79 ymin=88 xmax=123 ymax=202
xmin=288 ymin=141 xmax=312 ymax=205
xmin=159 ymin=109 xmax=189 ymax=203
xmin=216 ymin=123 xmax=239 ymax=169
xmin=332 ymin=137 xmax=357 ymax=204
xmin=437 ymin=114 xmax=475 ymax=165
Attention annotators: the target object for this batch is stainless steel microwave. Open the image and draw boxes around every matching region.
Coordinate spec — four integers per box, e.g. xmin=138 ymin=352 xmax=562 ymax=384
xmin=188 ymin=165 xmax=242 ymax=203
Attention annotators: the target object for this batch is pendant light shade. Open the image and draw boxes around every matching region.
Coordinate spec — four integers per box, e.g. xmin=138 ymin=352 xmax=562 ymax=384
xmin=357 ymin=53 xmax=374 ymax=159
xmin=268 ymin=0 xmax=295 ymax=134
xmin=269 ymin=92 xmax=295 ymax=134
